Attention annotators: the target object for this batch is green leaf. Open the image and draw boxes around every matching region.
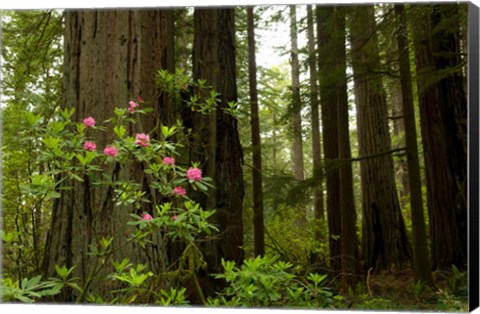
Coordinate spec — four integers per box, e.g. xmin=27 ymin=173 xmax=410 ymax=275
xmin=113 ymin=125 xmax=126 ymax=139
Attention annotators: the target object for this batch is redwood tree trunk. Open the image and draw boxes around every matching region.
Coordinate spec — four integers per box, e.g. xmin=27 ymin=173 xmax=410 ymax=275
xmin=317 ymin=5 xmax=341 ymax=275
xmin=349 ymin=5 xmax=411 ymax=273
xmin=395 ymin=4 xmax=434 ymax=286
xmin=412 ymin=4 xmax=467 ymax=270
xmin=42 ymin=9 xmax=175 ymax=300
xmin=306 ymin=5 xmax=324 ymax=225
xmin=191 ymin=8 xmax=244 ymax=297
xmin=247 ymin=6 xmax=265 ymax=257
xmin=289 ymin=5 xmax=305 ymax=185
xmin=334 ymin=6 xmax=359 ymax=289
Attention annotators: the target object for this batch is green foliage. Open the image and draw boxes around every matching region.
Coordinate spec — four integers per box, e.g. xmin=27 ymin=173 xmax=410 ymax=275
xmin=357 ymin=294 xmax=393 ymax=310
xmin=208 ymin=255 xmax=343 ymax=308
xmin=1 ymin=276 xmax=60 ymax=303
xmin=157 ymin=288 xmax=190 ymax=306
xmin=1 ymin=69 xmax=223 ymax=304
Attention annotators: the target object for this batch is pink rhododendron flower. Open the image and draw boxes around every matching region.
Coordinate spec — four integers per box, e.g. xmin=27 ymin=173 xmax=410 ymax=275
xmin=135 ymin=133 xmax=150 ymax=147
xmin=141 ymin=213 xmax=153 ymax=221
xmin=187 ymin=167 xmax=202 ymax=181
xmin=84 ymin=141 xmax=96 ymax=151
xmin=172 ymin=215 xmax=177 ymax=221
xmin=137 ymin=97 xmax=143 ymax=102
xmin=173 ymin=187 xmax=186 ymax=196
xmin=104 ymin=146 xmax=118 ymax=157
xmin=162 ymin=156 xmax=175 ymax=166
xmin=128 ymin=107 xmax=135 ymax=113
xmin=129 ymin=100 xmax=139 ymax=108
xmin=83 ymin=117 xmax=96 ymax=128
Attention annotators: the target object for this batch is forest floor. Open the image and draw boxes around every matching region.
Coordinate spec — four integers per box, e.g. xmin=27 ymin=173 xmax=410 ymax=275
xmin=347 ymin=267 xmax=468 ymax=312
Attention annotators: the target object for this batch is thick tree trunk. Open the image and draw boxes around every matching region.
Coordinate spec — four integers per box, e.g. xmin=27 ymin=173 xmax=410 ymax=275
xmin=395 ymin=4 xmax=434 ymax=286
xmin=411 ymin=4 xmax=467 ymax=270
xmin=42 ymin=10 xmax=174 ymax=300
xmin=247 ymin=6 xmax=265 ymax=257
xmin=349 ymin=5 xmax=411 ymax=273
xmin=191 ymin=8 xmax=244 ymax=298
xmin=316 ymin=5 xmax=341 ymax=275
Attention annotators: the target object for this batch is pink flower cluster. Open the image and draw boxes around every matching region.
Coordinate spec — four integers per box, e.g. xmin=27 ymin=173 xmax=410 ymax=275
xmin=173 ymin=186 xmax=186 ymax=196
xmin=135 ymin=133 xmax=150 ymax=147
xmin=162 ymin=157 xmax=175 ymax=166
xmin=83 ymin=116 xmax=96 ymax=128
xmin=104 ymin=146 xmax=118 ymax=157
xmin=141 ymin=213 xmax=153 ymax=221
xmin=84 ymin=141 xmax=96 ymax=151
xmin=128 ymin=99 xmax=140 ymax=113
xmin=82 ymin=116 xmax=120 ymax=158
xmin=187 ymin=167 xmax=202 ymax=181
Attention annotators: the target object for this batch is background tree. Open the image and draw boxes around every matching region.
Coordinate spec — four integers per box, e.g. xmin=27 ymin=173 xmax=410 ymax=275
xmin=1 ymin=10 xmax=63 ymax=280
xmin=289 ymin=5 xmax=305 ymax=195
xmin=247 ymin=6 xmax=265 ymax=257
xmin=306 ymin=5 xmax=324 ymax=226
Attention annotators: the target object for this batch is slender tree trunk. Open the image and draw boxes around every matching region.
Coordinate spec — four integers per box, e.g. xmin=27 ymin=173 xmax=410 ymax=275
xmin=306 ymin=5 xmax=324 ymax=225
xmin=348 ymin=5 xmax=411 ymax=273
xmin=247 ymin=6 xmax=265 ymax=257
xmin=334 ymin=6 xmax=359 ymax=289
xmin=316 ymin=5 xmax=341 ymax=275
xmin=42 ymin=9 xmax=175 ymax=300
xmin=395 ymin=4 xmax=434 ymax=286
xmin=289 ymin=5 xmax=305 ymax=186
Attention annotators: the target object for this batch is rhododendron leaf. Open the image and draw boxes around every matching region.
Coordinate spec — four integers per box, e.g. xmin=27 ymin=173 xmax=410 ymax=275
xmin=68 ymin=172 xmax=84 ymax=182
xmin=76 ymin=123 xmax=85 ymax=133
xmin=140 ymin=107 xmax=153 ymax=113
xmin=60 ymin=108 xmax=75 ymax=120
xmin=24 ymin=112 xmax=43 ymax=128
xmin=113 ymin=125 xmax=126 ymax=139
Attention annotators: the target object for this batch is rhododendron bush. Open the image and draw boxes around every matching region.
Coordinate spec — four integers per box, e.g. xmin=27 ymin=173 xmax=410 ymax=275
xmin=1 ymin=82 xmax=219 ymax=304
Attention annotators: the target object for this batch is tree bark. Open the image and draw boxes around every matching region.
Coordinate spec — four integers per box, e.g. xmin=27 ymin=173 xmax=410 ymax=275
xmin=289 ymin=5 xmax=305 ymax=186
xmin=349 ymin=5 xmax=411 ymax=273
xmin=42 ymin=9 xmax=175 ymax=300
xmin=306 ymin=5 xmax=324 ymax=225
xmin=411 ymin=4 xmax=467 ymax=270
xmin=191 ymin=8 xmax=244 ymax=297
xmin=395 ymin=4 xmax=434 ymax=286
xmin=334 ymin=6 xmax=359 ymax=289
xmin=247 ymin=6 xmax=265 ymax=257
xmin=316 ymin=5 xmax=341 ymax=275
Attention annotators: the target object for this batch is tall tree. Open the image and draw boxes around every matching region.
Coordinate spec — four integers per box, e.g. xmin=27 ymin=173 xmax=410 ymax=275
xmin=411 ymin=4 xmax=468 ymax=269
xmin=395 ymin=4 xmax=434 ymax=286
xmin=316 ymin=5 xmax=342 ymax=275
xmin=42 ymin=9 xmax=176 ymax=300
xmin=334 ymin=6 xmax=359 ymax=289
xmin=247 ymin=6 xmax=265 ymax=256
xmin=289 ymin=5 xmax=305 ymax=188
xmin=306 ymin=5 xmax=324 ymax=225
xmin=348 ymin=5 xmax=411 ymax=272
xmin=191 ymin=7 xmax=245 ymax=284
